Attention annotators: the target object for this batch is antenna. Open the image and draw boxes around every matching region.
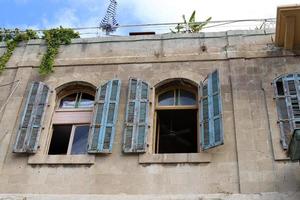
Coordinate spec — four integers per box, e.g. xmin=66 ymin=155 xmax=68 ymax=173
xmin=100 ymin=0 xmax=118 ymax=35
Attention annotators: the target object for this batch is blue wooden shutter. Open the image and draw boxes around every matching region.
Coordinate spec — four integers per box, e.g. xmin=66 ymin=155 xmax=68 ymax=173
xmin=14 ymin=82 xmax=50 ymax=153
xmin=200 ymin=70 xmax=223 ymax=150
xmin=88 ymin=80 xmax=121 ymax=153
xmin=123 ymin=78 xmax=150 ymax=153
xmin=274 ymin=74 xmax=300 ymax=149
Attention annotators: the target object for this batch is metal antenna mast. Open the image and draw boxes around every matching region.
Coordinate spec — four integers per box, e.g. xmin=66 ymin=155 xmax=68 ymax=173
xmin=100 ymin=0 xmax=118 ymax=35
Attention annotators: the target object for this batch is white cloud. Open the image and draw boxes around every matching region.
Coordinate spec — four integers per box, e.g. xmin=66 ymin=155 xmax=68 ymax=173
xmin=119 ymin=0 xmax=299 ymax=23
xmin=40 ymin=0 xmax=300 ymax=36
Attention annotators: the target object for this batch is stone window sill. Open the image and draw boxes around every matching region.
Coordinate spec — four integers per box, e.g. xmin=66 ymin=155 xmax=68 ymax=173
xmin=28 ymin=155 xmax=95 ymax=165
xmin=138 ymin=153 xmax=211 ymax=164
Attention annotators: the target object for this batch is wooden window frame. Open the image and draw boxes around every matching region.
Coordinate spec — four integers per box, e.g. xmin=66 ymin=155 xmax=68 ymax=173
xmin=154 ymin=85 xmax=199 ymax=153
xmin=57 ymin=89 xmax=95 ymax=110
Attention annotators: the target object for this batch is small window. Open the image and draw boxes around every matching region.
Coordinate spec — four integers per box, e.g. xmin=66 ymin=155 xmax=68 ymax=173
xmin=274 ymin=73 xmax=300 ymax=149
xmin=59 ymin=92 xmax=94 ymax=109
xmin=48 ymin=124 xmax=89 ymax=155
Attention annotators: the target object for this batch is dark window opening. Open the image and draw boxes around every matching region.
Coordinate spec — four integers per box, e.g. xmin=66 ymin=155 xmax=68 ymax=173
xmin=49 ymin=125 xmax=72 ymax=155
xmin=276 ymin=80 xmax=284 ymax=95
xmin=156 ymin=109 xmax=197 ymax=153
xmin=48 ymin=124 xmax=89 ymax=155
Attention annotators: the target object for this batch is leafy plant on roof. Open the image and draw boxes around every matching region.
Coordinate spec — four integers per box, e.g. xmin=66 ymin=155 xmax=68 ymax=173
xmin=39 ymin=26 xmax=80 ymax=75
xmin=170 ymin=10 xmax=212 ymax=33
xmin=0 ymin=28 xmax=38 ymax=74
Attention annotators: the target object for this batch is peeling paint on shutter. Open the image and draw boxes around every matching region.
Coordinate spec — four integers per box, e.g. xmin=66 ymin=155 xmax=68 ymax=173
xmin=123 ymin=78 xmax=150 ymax=153
xmin=201 ymin=70 xmax=224 ymax=150
xmin=274 ymin=73 xmax=300 ymax=149
xmin=14 ymin=82 xmax=50 ymax=153
xmin=88 ymin=80 xmax=121 ymax=153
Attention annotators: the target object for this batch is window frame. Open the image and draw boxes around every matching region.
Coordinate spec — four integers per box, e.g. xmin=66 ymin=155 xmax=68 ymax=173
xmin=48 ymin=124 xmax=90 ymax=155
xmin=156 ymin=87 xmax=198 ymax=110
xmin=154 ymin=84 xmax=199 ymax=153
xmin=57 ymin=89 xmax=95 ymax=110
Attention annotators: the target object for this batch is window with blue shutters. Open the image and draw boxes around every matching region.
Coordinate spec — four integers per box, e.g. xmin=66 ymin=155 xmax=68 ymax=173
xmin=88 ymin=79 xmax=121 ymax=153
xmin=14 ymin=82 xmax=50 ymax=153
xmin=48 ymin=82 xmax=96 ymax=155
xmin=273 ymin=73 xmax=300 ymax=150
xmin=200 ymin=70 xmax=224 ymax=150
xmin=123 ymin=78 xmax=150 ymax=153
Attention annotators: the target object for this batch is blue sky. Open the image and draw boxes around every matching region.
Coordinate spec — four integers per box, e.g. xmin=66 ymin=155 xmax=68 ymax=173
xmin=0 ymin=0 xmax=299 ymax=36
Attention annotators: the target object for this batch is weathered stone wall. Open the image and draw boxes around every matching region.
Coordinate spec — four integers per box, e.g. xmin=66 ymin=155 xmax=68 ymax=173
xmin=0 ymin=30 xmax=299 ymax=196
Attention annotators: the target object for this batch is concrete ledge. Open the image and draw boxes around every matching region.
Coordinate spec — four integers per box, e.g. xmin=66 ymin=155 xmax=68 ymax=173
xmin=28 ymin=155 xmax=95 ymax=165
xmin=139 ymin=153 xmax=211 ymax=164
xmin=0 ymin=192 xmax=300 ymax=200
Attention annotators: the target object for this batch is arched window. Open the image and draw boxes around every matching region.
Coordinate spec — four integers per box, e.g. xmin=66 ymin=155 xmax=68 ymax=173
xmin=48 ymin=82 xmax=96 ymax=155
xmin=155 ymin=79 xmax=198 ymax=153
xmin=273 ymin=73 xmax=300 ymax=149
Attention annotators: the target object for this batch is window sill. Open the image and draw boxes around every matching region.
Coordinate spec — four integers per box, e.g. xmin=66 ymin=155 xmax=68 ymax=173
xmin=28 ymin=155 xmax=95 ymax=165
xmin=55 ymin=108 xmax=93 ymax=112
xmin=138 ymin=153 xmax=211 ymax=164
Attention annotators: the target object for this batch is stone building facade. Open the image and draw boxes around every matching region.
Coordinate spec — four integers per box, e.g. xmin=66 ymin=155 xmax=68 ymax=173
xmin=0 ymin=29 xmax=299 ymax=199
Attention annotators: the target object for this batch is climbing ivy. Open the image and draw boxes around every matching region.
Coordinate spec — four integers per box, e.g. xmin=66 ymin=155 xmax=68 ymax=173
xmin=0 ymin=27 xmax=79 ymax=75
xmin=39 ymin=27 xmax=80 ymax=75
xmin=0 ymin=29 xmax=38 ymax=73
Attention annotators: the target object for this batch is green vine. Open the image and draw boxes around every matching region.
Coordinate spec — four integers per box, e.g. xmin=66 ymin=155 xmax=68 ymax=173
xmin=39 ymin=27 xmax=80 ymax=75
xmin=0 ymin=27 xmax=79 ymax=75
xmin=0 ymin=29 xmax=38 ymax=74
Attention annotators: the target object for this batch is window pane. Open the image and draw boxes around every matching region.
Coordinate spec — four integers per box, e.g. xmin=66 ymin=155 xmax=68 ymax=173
xmin=180 ymin=90 xmax=196 ymax=105
xmin=60 ymin=93 xmax=77 ymax=108
xmin=71 ymin=125 xmax=89 ymax=155
xmin=78 ymin=93 xmax=94 ymax=108
xmin=49 ymin=125 xmax=72 ymax=155
xmin=158 ymin=91 xmax=174 ymax=106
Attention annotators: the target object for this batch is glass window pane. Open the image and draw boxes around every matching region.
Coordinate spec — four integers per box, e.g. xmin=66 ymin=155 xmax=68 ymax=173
xmin=158 ymin=91 xmax=174 ymax=106
xmin=78 ymin=93 xmax=94 ymax=108
xmin=180 ymin=90 xmax=196 ymax=105
xmin=60 ymin=93 xmax=77 ymax=108
xmin=71 ymin=125 xmax=89 ymax=155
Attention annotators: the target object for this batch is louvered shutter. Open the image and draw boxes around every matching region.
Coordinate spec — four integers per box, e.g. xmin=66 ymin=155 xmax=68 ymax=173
xmin=13 ymin=82 xmax=50 ymax=153
xmin=88 ymin=80 xmax=121 ymax=153
xmin=123 ymin=78 xmax=150 ymax=153
xmin=274 ymin=74 xmax=300 ymax=149
xmin=200 ymin=70 xmax=224 ymax=150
